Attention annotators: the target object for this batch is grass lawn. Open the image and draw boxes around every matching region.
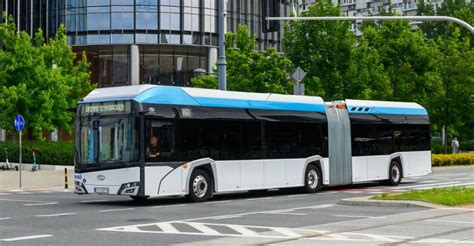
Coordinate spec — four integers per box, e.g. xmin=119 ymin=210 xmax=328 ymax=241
xmin=374 ymin=186 xmax=474 ymax=206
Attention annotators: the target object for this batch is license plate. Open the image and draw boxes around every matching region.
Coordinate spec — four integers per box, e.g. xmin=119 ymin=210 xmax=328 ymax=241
xmin=94 ymin=187 xmax=109 ymax=194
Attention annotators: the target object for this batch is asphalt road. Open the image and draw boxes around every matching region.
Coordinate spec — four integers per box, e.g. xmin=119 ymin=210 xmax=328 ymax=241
xmin=0 ymin=166 xmax=473 ymax=246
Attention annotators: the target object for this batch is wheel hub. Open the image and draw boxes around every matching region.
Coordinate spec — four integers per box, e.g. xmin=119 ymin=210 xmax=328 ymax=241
xmin=192 ymin=175 xmax=208 ymax=198
xmin=307 ymin=170 xmax=319 ymax=189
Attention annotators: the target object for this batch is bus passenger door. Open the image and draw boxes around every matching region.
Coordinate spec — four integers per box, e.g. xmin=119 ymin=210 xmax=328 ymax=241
xmin=326 ymin=102 xmax=353 ymax=185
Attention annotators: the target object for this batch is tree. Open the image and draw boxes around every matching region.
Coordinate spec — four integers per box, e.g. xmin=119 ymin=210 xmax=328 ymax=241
xmin=431 ymin=29 xmax=474 ymax=141
xmin=192 ymin=24 xmax=293 ymax=94
xmin=0 ymin=14 xmax=94 ymax=139
xmin=417 ymin=0 xmax=474 ymax=44
xmin=283 ymin=0 xmax=357 ymax=99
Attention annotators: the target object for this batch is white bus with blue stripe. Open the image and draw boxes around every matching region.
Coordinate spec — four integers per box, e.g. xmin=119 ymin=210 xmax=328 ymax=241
xmin=74 ymin=85 xmax=431 ymax=202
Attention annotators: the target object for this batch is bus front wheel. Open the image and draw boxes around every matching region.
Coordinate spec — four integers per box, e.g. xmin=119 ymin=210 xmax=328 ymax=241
xmin=187 ymin=169 xmax=213 ymax=202
xmin=387 ymin=161 xmax=402 ymax=186
xmin=303 ymin=165 xmax=322 ymax=193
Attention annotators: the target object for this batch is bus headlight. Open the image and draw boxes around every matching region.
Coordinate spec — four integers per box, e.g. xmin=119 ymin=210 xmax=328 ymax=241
xmin=118 ymin=182 xmax=140 ymax=195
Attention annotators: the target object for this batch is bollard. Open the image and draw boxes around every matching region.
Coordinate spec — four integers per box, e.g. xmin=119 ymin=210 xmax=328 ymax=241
xmin=64 ymin=168 xmax=68 ymax=190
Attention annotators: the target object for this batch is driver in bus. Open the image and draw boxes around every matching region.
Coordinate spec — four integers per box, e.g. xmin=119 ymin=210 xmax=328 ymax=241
xmin=148 ymin=135 xmax=160 ymax=158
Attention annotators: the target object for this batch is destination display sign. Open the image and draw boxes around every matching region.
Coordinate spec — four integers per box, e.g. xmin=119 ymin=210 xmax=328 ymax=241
xmin=81 ymin=101 xmax=131 ymax=115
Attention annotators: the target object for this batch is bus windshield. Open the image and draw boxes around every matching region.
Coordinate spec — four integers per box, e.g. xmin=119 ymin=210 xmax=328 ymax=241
xmin=77 ymin=114 xmax=139 ymax=169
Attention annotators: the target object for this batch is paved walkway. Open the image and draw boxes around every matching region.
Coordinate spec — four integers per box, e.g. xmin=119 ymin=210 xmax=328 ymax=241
xmin=0 ymin=169 xmax=73 ymax=192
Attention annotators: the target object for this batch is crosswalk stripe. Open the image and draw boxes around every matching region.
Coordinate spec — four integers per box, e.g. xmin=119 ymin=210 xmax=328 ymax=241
xmin=271 ymin=227 xmax=302 ymax=238
xmin=157 ymin=223 xmax=180 ymax=233
xmin=414 ymin=182 xmax=474 ymax=190
xmin=186 ymin=222 xmax=223 ymax=235
xmin=392 ymin=181 xmax=459 ymax=189
xmin=226 ymin=225 xmax=259 ymax=236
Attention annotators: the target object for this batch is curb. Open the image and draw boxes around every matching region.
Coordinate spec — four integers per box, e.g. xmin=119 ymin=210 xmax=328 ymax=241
xmin=339 ymin=196 xmax=443 ymax=209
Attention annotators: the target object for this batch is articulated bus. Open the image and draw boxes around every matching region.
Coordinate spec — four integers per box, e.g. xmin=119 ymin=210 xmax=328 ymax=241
xmin=74 ymin=85 xmax=431 ymax=202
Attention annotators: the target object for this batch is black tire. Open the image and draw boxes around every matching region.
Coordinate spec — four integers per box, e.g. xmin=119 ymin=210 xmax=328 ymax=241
xmin=387 ymin=161 xmax=402 ymax=186
xmin=15 ymin=166 xmax=18 ymax=171
xmin=130 ymin=196 xmax=149 ymax=202
xmin=303 ymin=165 xmax=322 ymax=193
xmin=187 ymin=169 xmax=213 ymax=202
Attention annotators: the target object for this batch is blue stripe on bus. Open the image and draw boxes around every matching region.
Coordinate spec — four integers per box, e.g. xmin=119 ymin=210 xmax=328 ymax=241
xmin=133 ymin=86 xmax=326 ymax=113
xmin=133 ymin=86 xmax=200 ymax=106
xmin=193 ymin=97 xmax=326 ymax=112
xmin=348 ymin=106 xmax=428 ymax=116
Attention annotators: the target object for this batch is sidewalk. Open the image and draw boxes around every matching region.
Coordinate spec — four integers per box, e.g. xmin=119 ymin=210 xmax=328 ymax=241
xmin=0 ymin=169 xmax=74 ymax=192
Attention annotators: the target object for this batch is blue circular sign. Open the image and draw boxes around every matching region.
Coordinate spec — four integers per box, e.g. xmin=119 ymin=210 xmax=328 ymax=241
xmin=14 ymin=115 xmax=25 ymax=131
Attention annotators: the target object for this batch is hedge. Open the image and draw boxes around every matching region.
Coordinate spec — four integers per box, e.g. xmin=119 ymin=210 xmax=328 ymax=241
xmin=0 ymin=141 xmax=74 ymax=166
xmin=432 ymin=153 xmax=474 ymax=167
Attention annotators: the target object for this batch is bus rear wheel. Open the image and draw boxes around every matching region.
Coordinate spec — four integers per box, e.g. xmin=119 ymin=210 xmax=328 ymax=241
xmin=187 ymin=169 xmax=213 ymax=202
xmin=387 ymin=161 xmax=402 ymax=186
xmin=303 ymin=165 xmax=322 ymax=193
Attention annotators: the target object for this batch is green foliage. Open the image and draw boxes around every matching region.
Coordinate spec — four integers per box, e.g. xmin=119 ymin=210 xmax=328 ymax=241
xmin=432 ymin=153 xmax=474 ymax=166
xmin=0 ymin=14 xmax=95 ymax=139
xmin=192 ymin=24 xmax=293 ymax=94
xmin=283 ymin=0 xmax=356 ymax=99
xmin=375 ymin=186 xmax=474 ymax=206
xmin=0 ymin=141 xmax=74 ymax=165
xmin=283 ymin=1 xmax=473 ymax=142
xmin=417 ymin=0 xmax=474 ymax=44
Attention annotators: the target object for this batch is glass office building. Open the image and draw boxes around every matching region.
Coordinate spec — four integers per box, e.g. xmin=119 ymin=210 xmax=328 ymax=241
xmin=1 ymin=0 xmax=313 ymax=88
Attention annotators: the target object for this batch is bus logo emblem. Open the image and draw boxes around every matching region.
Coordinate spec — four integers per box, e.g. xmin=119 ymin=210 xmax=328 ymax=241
xmin=97 ymin=175 xmax=105 ymax=181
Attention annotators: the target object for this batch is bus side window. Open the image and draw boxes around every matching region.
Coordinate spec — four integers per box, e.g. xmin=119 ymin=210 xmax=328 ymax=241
xmin=146 ymin=121 xmax=175 ymax=161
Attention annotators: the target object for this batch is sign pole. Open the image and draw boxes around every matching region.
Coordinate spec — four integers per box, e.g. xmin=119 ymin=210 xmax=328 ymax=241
xmin=19 ymin=130 xmax=22 ymax=188
xmin=14 ymin=114 xmax=25 ymax=189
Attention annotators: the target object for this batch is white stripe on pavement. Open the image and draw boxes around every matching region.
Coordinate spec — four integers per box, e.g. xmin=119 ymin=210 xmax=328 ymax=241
xmin=1 ymin=235 xmax=53 ymax=241
xmin=98 ymin=208 xmax=134 ymax=213
xmin=334 ymin=215 xmax=386 ymax=219
xmin=80 ymin=199 xmax=109 ymax=203
xmin=414 ymin=182 xmax=474 ymax=190
xmin=226 ymin=224 xmax=259 ymax=236
xmin=394 ymin=181 xmax=459 ymax=189
xmin=246 ymin=197 xmax=272 ymax=201
xmin=158 ymin=223 xmax=180 ymax=233
xmin=36 ymin=213 xmax=76 ymax=217
xmin=24 ymin=202 xmax=58 ymax=206
xmin=186 ymin=222 xmax=221 ymax=235
xmin=427 ymin=219 xmax=474 ymax=224
xmin=0 ymin=198 xmax=53 ymax=203
xmin=0 ymin=217 xmax=11 ymax=220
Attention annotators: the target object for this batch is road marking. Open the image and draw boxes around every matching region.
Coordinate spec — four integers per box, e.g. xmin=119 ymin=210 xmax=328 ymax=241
xmin=158 ymin=223 xmax=180 ymax=233
xmin=80 ymin=199 xmax=109 ymax=203
xmin=414 ymin=182 xmax=474 ymax=190
xmin=36 ymin=213 xmax=76 ymax=217
xmin=0 ymin=217 xmax=11 ymax=220
xmin=98 ymin=208 xmax=134 ymax=213
xmin=334 ymin=215 xmax=387 ymax=219
xmin=286 ymin=194 xmax=309 ymax=198
xmin=1 ymin=234 xmax=53 ymax=242
xmin=246 ymin=197 xmax=272 ymax=201
xmin=394 ymin=181 xmax=459 ymax=190
xmin=226 ymin=224 xmax=259 ymax=236
xmin=427 ymin=219 xmax=474 ymax=224
xmin=149 ymin=204 xmax=187 ymax=209
xmin=24 ymin=202 xmax=58 ymax=206
xmin=187 ymin=222 xmax=221 ymax=235
xmin=0 ymin=198 xmax=53 ymax=203
xmin=204 ymin=200 xmax=231 ymax=204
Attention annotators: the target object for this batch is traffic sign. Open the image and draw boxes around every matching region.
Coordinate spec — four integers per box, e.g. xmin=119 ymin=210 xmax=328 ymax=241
xmin=14 ymin=115 xmax=25 ymax=131
xmin=292 ymin=67 xmax=307 ymax=82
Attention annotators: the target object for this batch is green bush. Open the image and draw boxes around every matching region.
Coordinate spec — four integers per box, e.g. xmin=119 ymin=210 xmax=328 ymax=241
xmin=0 ymin=141 xmax=74 ymax=166
xmin=432 ymin=153 xmax=474 ymax=167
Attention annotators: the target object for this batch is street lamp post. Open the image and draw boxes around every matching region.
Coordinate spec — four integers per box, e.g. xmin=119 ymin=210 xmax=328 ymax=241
xmin=217 ymin=0 xmax=227 ymax=91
